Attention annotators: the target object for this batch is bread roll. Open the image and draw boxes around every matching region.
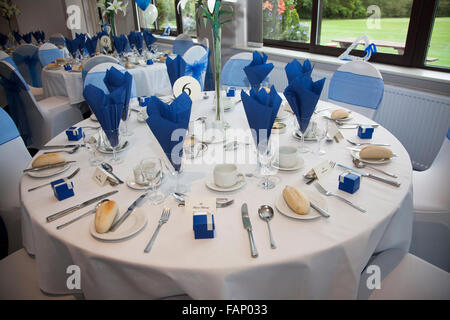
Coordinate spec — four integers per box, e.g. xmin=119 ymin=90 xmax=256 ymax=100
xmin=125 ymin=62 xmax=133 ymax=69
xmin=331 ymin=109 xmax=349 ymax=120
xmin=283 ymin=186 xmax=310 ymax=215
xmin=47 ymin=62 xmax=59 ymax=68
xmin=56 ymin=58 xmax=65 ymax=64
xmin=360 ymin=146 xmax=393 ymax=159
xmin=32 ymin=153 xmax=65 ymax=168
xmin=95 ymin=200 xmax=119 ymax=233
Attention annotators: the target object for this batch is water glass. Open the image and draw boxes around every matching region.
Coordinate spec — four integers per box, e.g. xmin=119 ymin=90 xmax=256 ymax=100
xmin=314 ymin=116 xmax=328 ymax=156
xmin=83 ymin=128 xmax=103 ymax=166
xmin=257 ymin=141 xmax=278 ymax=190
xmin=140 ymin=158 xmax=164 ymax=205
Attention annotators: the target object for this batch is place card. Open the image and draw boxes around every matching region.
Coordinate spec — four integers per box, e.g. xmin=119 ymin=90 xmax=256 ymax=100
xmin=92 ymin=167 xmax=111 ymax=186
xmin=327 ymin=121 xmax=344 ymax=142
xmin=313 ymin=160 xmax=334 ymax=182
xmin=187 ymin=197 xmax=216 ymax=239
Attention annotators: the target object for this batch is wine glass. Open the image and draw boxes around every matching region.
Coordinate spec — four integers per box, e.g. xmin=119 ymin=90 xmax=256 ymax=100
xmin=140 ymin=158 xmax=164 ymax=205
xmin=103 ymin=128 xmax=122 ymax=164
xmin=83 ymin=128 xmax=103 ymax=166
xmin=120 ymin=106 xmax=133 ymax=137
xmin=257 ymin=140 xmax=279 ymax=190
xmin=296 ymin=117 xmax=311 ymax=153
xmin=313 ymin=116 xmax=328 ymax=156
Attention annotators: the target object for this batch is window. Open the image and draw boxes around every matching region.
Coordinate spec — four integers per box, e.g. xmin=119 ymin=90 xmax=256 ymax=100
xmin=262 ymin=0 xmax=449 ymax=72
xmin=136 ymin=0 xmax=197 ymax=37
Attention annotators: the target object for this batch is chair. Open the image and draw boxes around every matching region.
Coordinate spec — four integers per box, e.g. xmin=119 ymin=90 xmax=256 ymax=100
xmin=48 ymin=33 xmax=66 ymax=47
xmin=81 ymin=54 xmax=121 ymax=81
xmin=328 ymin=60 xmax=384 ymax=119
xmin=1 ymin=50 xmax=44 ymax=101
xmin=183 ymin=45 xmax=209 ymax=90
xmin=0 ymin=108 xmax=31 ymax=254
xmin=38 ymin=43 xmax=63 ymax=67
xmin=0 ymin=248 xmax=78 ymax=299
xmin=173 ymin=33 xmax=194 ymax=56
xmin=220 ymin=52 xmax=253 ymax=89
xmin=358 ymin=250 xmax=450 ymax=300
xmin=0 ymin=61 xmax=83 ymax=148
xmin=410 ymin=132 xmax=450 ymax=272
xmin=12 ymin=44 xmax=43 ymax=88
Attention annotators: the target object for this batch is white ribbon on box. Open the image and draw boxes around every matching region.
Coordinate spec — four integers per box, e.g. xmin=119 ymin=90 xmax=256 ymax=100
xmin=193 ymin=211 xmax=214 ymax=231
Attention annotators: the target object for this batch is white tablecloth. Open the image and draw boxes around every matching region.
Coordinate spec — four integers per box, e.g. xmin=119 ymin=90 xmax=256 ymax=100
xmin=41 ymin=63 xmax=172 ymax=104
xmin=20 ymin=97 xmax=413 ymax=299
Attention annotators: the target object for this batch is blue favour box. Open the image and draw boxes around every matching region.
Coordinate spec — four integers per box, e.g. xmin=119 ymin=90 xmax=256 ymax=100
xmin=226 ymin=88 xmax=236 ymax=97
xmin=193 ymin=212 xmax=215 ymax=239
xmin=138 ymin=96 xmax=150 ymax=107
xmin=64 ymin=64 xmax=72 ymax=71
xmin=357 ymin=125 xmax=374 ymax=139
xmin=147 ymin=59 xmax=154 ymax=65
xmin=51 ymin=178 xmax=74 ymax=201
xmin=66 ymin=126 xmax=83 ymax=141
xmin=338 ymin=171 xmax=360 ymax=194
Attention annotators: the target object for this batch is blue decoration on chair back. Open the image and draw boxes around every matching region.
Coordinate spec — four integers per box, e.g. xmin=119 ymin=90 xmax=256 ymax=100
xmin=328 ymin=70 xmax=384 ymax=109
xmin=185 ymin=53 xmax=209 ymax=90
xmin=173 ymin=39 xmax=194 ymax=56
xmin=221 ymin=58 xmax=251 ymax=88
xmin=0 ymin=56 xmax=19 ymax=70
xmin=12 ymin=45 xmax=42 ymax=87
xmin=0 ymin=62 xmax=32 ymax=145
xmin=84 ymin=68 xmax=137 ymax=99
xmin=39 ymin=48 xmax=63 ymax=66
xmin=0 ymin=108 xmax=20 ymax=146
xmin=49 ymin=36 xmax=65 ymax=47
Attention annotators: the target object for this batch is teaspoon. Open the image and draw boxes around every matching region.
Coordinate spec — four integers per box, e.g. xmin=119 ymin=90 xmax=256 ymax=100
xmin=101 ymin=162 xmax=124 ymax=184
xmin=258 ymin=205 xmax=276 ymax=249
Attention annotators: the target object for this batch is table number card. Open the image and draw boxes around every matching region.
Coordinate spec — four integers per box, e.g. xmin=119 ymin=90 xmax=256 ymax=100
xmin=173 ymin=76 xmax=201 ymax=101
xmin=313 ymin=160 xmax=335 ymax=182
xmin=327 ymin=121 xmax=344 ymax=143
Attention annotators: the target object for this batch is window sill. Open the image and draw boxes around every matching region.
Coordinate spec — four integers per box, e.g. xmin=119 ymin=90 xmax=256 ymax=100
xmin=234 ymin=45 xmax=450 ymax=85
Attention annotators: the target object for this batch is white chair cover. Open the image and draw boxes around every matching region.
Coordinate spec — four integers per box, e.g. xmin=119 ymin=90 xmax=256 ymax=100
xmin=81 ymin=55 xmax=121 ymax=81
xmin=328 ymin=60 xmax=384 ymax=119
xmin=38 ymin=42 xmax=63 ymax=67
xmin=12 ymin=44 xmax=42 ymax=87
xmin=182 ymin=45 xmax=208 ymax=90
xmin=0 ymin=108 xmax=31 ymax=254
xmin=173 ymin=33 xmax=194 ymax=56
xmin=0 ymin=61 xmax=83 ymax=148
xmin=220 ymin=52 xmax=253 ymax=89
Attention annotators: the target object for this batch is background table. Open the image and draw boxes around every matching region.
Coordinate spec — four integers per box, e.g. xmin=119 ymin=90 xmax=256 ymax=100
xmin=20 ymin=95 xmax=413 ymax=299
xmin=41 ymin=62 xmax=172 ymax=104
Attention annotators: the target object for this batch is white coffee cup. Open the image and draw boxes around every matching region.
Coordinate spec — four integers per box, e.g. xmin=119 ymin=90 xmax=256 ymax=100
xmin=278 ymin=146 xmax=300 ymax=168
xmin=213 ymin=164 xmax=242 ymax=188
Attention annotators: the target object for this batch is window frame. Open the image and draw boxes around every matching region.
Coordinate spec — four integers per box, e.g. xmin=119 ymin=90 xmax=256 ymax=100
xmin=263 ymin=0 xmax=448 ymax=73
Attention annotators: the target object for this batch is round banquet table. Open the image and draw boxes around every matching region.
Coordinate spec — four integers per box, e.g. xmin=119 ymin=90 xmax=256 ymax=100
xmin=19 ymin=93 xmax=413 ymax=299
xmin=41 ymin=61 xmax=172 ymax=104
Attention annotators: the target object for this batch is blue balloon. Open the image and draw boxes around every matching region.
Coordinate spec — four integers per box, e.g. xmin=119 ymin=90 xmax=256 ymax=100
xmin=135 ymin=0 xmax=150 ymax=11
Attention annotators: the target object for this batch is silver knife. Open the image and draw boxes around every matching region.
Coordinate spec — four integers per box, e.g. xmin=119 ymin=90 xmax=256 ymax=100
xmin=109 ymin=192 xmax=148 ymax=232
xmin=337 ymin=164 xmax=401 ymax=187
xmin=46 ymin=190 xmax=119 ymax=222
xmin=23 ymin=161 xmax=76 ymax=173
xmin=310 ymin=200 xmax=330 ymax=218
xmin=241 ymin=203 xmax=258 ymax=258
xmin=338 ymin=124 xmax=379 ymax=129
xmin=40 ymin=144 xmax=85 ymax=149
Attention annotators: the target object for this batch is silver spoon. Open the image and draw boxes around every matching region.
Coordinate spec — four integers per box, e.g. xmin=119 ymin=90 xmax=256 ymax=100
xmin=56 ymin=199 xmax=109 ymax=230
xmin=101 ymin=162 xmax=124 ymax=184
xmin=352 ymin=158 xmax=398 ymax=178
xmin=258 ymin=205 xmax=276 ymax=249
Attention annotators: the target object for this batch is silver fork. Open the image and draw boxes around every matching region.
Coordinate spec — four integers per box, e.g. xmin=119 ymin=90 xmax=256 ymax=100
xmin=346 ymin=139 xmax=390 ymax=147
xmin=314 ymin=182 xmax=366 ymax=213
xmin=144 ymin=208 xmax=171 ymax=253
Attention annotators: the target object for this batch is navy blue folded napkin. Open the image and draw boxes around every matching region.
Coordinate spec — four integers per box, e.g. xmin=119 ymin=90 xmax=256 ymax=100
xmin=113 ymin=35 xmax=129 ymax=55
xmin=243 ymin=51 xmax=274 ymax=91
xmin=39 ymin=30 xmax=45 ymax=43
xmin=85 ymin=36 xmax=98 ymax=57
xmin=134 ymin=32 xmax=143 ymax=54
xmin=13 ymin=31 xmax=22 ymax=44
xmin=22 ymin=32 xmax=32 ymax=44
xmin=284 ymin=74 xmax=325 ymax=133
xmin=241 ymin=85 xmax=282 ymax=148
xmin=83 ymin=84 xmax=126 ymax=147
xmin=146 ymin=92 xmax=192 ymax=172
xmin=65 ymin=38 xmax=80 ymax=58
xmin=75 ymin=33 xmax=86 ymax=53
xmin=143 ymin=30 xmax=157 ymax=51
xmin=103 ymin=66 xmax=133 ymax=121
xmin=97 ymin=30 xmax=108 ymax=39
xmin=0 ymin=33 xmax=8 ymax=49
xmin=285 ymin=58 xmax=313 ymax=85
xmin=32 ymin=31 xmax=41 ymax=43
xmin=166 ymin=55 xmax=187 ymax=87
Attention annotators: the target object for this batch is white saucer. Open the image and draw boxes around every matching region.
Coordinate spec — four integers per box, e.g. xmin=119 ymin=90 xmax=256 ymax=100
xmin=205 ymin=177 xmax=246 ymax=192
xmin=90 ymin=207 xmax=147 ymax=241
xmin=97 ymin=140 xmax=130 ymax=154
xmin=26 ymin=163 xmax=71 ymax=178
xmin=126 ymin=174 xmax=164 ymax=190
xmin=350 ymin=149 xmax=391 ymax=164
xmin=292 ymin=130 xmax=318 ymax=141
xmin=275 ymin=189 xmax=327 ymax=220
xmin=272 ymin=158 xmax=304 ymax=171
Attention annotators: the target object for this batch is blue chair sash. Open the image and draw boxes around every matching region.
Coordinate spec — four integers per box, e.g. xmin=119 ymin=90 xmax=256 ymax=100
xmin=39 ymin=48 xmax=63 ymax=66
xmin=0 ymin=72 xmax=32 ymax=145
xmin=221 ymin=59 xmax=251 ymax=88
xmin=0 ymin=108 xmax=20 ymax=146
xmin=328 ymin=70 xmax=384 ymax=109
xmin=50 ymin=37 xmax=66 ymax=47
xmin=185 ymin=53 xmax=208 ymax=90
xmin=13 ymin=51 xmax=42 ymax=87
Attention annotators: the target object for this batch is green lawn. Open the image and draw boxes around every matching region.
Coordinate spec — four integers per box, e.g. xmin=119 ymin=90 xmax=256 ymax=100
xmin=311 ymin=17 xmax=450 ymax=68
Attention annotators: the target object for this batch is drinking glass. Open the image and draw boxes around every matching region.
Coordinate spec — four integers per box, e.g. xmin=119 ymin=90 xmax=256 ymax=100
xmin=314 ymin=116 xmax=328 ymax=156
xmin=296 ymin=117 xmax=311 ymax=153
xmin=83 ymin=128 xmax=103 ymax=166
xmin=103 ymin=128 xmax=122 ymax=164
xmin=257 ymin=140 xmax=279 ymax=190
xmin=120 ymin=107 xmax=133 ymax=137
xmin=140 ymin=158 xmax=164 ymax=205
